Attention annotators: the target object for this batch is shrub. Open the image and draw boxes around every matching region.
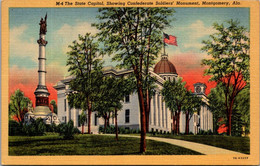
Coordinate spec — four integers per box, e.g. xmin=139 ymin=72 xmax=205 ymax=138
xmin=21 ymin=118 xmax=46 ymax=136
xmin=99 ymin=126 xmax=104 ymax=133
xmin=9 ymin=120 xmax=23 ymax=136
xmin=58 ymin=120 xmax=78 ymax=139
xmin=46 ymin=123 xmax=58 ymax=132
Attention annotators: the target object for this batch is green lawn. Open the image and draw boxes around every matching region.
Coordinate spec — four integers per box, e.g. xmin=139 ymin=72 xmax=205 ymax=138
xmin=147 ymin=134 xmax=250 ymax=154
xmin=9 ymin=133 xmax=202 ymax=155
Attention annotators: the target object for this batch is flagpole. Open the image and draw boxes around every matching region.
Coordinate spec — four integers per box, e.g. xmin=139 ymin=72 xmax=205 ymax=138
xmin=164 ymin=42 xmax=166 ymax=55
xmin=163 ymin=33 xmax=166 ymax=55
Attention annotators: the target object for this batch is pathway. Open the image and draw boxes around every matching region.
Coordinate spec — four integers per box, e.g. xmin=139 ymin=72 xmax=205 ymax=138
xmin=105 ymin=134 xmax=243 ymax=155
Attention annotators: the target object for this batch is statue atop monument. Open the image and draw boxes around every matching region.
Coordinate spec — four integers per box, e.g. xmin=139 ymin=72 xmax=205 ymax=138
xmin=39 ymin=14 xmax=47 ymax=34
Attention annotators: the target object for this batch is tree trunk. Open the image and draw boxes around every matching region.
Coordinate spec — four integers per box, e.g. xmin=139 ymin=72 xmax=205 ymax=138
xmin=87 ymin=99 xmax=91 ymax=134
xmin=82 ymin=124 xmax=84 ymax=135
xmin=115 ymin=108 xmax=118 ymax=141
xmin=104 ymin=116 xmax=107 ymax=134
xmin=137 ymin=86 xmax=146 ymax=153
xmin=172 ymin=115 xmax=175 ymax=134
xmin=185 ymin=112 xmax=189 ymax=135
xmin=176 ymin=111 xmax=180 ymax=135
xmin=145 ymin=93 xmax=151 ymax=132
xmin=107 ymin=113 xmax=110 ymax=127
xmin=227 ymin=100 xmax=234 ymax=136
xmin=228 ymin=113 xmax=232 ymax=136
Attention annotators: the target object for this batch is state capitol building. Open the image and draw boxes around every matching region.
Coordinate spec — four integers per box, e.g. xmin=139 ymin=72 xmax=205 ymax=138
xmin=54 ymin=53 xmax=213 ymax=134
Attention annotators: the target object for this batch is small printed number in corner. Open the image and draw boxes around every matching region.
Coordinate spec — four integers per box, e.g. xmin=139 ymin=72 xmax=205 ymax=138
xmin=233 ymin=157 xmax=249 ymax=159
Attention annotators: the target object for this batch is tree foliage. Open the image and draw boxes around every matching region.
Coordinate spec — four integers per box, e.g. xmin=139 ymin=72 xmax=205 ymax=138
xmin=94 ymin=7 xmax=175 ymax=153
xmin=183 ymin=90 xmax=202 ymax=134
xmin=93 ymin=75 xmax=134 ymax=136
xmin=201 ymin=19 xmax=249 ymax=136
xmin=162 ymin=78 xmax=187 ymax=134
xmin=208 ymin=83 xmax=250 ymax=136
xmin=9 ymin=89 xmax=31 ymax=123
xmin=67 ymin=33 xmax=103 ymax=134
xmin=50 ymin=100 xmax=57 ymax=114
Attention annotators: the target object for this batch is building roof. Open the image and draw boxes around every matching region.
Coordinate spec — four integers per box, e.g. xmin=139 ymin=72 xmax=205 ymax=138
xmin=154 ymin=54 xmax=177 ymax=74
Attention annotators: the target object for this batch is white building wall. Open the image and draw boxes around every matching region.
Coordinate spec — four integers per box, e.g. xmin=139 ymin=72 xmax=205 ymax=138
xmin=117 ymin=93 xmax=140 ymax=129
xmin=54 ymin=72 xmax=213 ymax=135
xmin=57 ymin=89 xmax=67 ymax=123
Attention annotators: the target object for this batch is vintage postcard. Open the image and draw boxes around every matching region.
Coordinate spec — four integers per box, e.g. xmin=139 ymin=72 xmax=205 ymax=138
xmin=1 ymin=0 xmax=259 ymax=165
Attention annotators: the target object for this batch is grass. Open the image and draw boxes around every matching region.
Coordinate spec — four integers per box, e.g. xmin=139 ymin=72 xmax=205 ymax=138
xmin=146 ymin=134 xmax=250 ymax=154
xmin=9 ymin=133 xmax=202 ymax=155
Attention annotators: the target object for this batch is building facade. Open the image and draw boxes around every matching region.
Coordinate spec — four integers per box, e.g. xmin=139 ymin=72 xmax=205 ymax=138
xmin=54 ymin=53 xmax=213 ymax=134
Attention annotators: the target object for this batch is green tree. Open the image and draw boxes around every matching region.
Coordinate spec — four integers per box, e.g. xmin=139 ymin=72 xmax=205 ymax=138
xmin=93 ymin=75 xmax=133 ymax=138
xmin=67 ymin=33 xmax=103 ymax=134
xmin=201 ymin=19 xmax=249 ymax=136
xmin=50 ymin=100 xmax=57 ymax=114
xmin=79 ymin=112 xmax=86 ymax=134
xmin=183 ymin=91 xmax=202 ymax=135
xmin=208 ymin=83 xmax=249 ymax=136
xmin=94 ymin=7 xmax=175 ymax=153
xmin=233 ymin=85 xmax=250 ymax=135
xmin=110 ymin=76 xmax=134 ymax=140
xmin=92 ymin=76 xmax=115 ymax=133
xmin=208 ymin=84 xmax=227 ymax=134
xmin=9 ymin=89 xmax=31 ymax=123
xmin=162 ymin=78 xmax=187 ymax=135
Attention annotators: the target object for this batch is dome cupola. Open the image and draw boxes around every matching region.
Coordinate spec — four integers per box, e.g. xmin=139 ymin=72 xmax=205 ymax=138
xmin=154 ymin=54 xmax=177 ymax=74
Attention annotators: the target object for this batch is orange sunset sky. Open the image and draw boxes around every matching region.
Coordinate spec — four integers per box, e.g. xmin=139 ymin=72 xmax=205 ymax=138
xmin=9 ymin=8 xmax=249 ymax=107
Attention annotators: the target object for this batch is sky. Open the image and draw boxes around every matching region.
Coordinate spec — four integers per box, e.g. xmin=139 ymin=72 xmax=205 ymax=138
xmin=9 ymin=7 xmax=250 ymax=106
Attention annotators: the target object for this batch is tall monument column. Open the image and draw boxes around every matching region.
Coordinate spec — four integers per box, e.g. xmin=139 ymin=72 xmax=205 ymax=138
xmin=24 ymin=14 xmax=59 ymax=125
xmin=34 ymin=14 xmax=50 ymax=107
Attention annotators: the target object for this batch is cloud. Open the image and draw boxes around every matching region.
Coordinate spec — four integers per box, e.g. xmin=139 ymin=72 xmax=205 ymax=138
xmin=10 ymin=25 xmax=38 ymax=62
xmin=47 ymin=61 xmax=69 ymax=80
xmin=178 ymin=20 xmax=217 ymax=49
xmin=185 ymin=20 xmax=217 ymax=40
xmin=183 ymin=43 xmax=204 ymax=49
xmin=55 ymin=22 xmax=99 ymax=53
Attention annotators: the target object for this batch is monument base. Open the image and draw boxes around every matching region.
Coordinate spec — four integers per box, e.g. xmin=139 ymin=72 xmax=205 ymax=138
xmin=24 ymin=106 xmax=60 ymax=125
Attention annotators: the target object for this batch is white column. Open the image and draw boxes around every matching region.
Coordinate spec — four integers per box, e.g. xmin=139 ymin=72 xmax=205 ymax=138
xmin=154 ymin=93 xmax=158 ymax=126
xmin=159 ymin=95 xmax=162 ymax=127
xmin=73 ymin=108 xmax=76 ymax=127
xmin=167 ymin=109 xmax=171 ymax=130
xmin=150 ymin=96 xmax=154 ymax=126
xmin=66 ymin=96 xmax=69 ymax=123
xmin=207 ymin=107 xmax=210 ymax=130
xmin=161 ymin=97 xmax=164 ymax=128
xmin=200 ymin=106 xmax=203 ymax=130
xmin=163 ymin=102 xmax=167 ymax=129
xmin=38 ymin=34 xmax=46 ymax=86
xmin=165 ymin=103 xmax=167 ymax=129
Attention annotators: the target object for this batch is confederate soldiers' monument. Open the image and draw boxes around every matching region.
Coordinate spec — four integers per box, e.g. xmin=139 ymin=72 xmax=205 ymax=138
xmin=24 ymin=14 xmax=59 ymax=125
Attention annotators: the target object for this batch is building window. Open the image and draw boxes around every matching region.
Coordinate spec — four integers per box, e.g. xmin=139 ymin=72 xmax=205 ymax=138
xmin=125 ymin=109 xmax=130 ymax=123
xmin=64 ymin=99 xmax=67 ymax=112
xmin=95 ymin=114 xmax=98 ymax=126
xmin=64 ymin=116 xmax=67 ymax=123
xmin=125 ymin=95 xmax=130 ymax=103
xmin=78 ymin=115 xmax=81 ymax=127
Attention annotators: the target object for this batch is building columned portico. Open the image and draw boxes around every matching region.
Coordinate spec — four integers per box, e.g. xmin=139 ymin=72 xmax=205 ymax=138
xmin=54 ymin=53 xmax=213 ymax=134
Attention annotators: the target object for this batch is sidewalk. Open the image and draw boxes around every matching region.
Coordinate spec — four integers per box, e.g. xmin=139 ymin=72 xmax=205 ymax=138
xmin=106 ymin=134 xmax=243 ymax=155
